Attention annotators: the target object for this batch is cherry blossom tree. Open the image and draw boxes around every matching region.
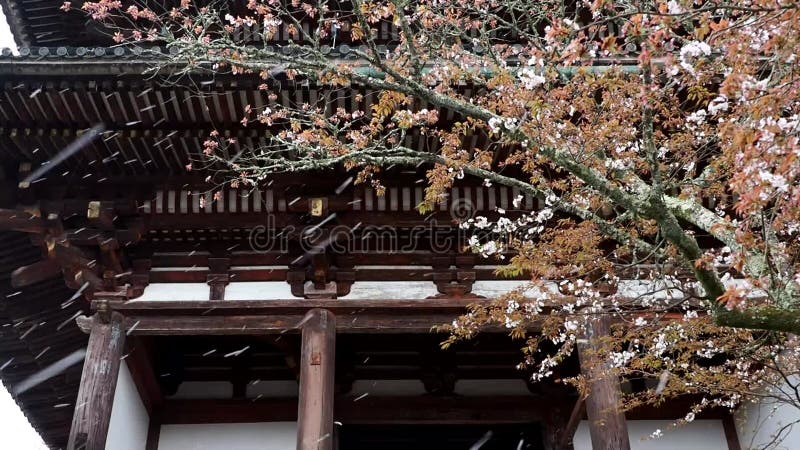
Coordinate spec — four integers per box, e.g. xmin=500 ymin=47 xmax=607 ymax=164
xmin=66 ymin=0 xmax=800 ymax=437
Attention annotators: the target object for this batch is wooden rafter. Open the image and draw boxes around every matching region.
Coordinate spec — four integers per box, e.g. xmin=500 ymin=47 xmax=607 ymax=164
xmin=0 ymin=208 xmax=44 ymax=233
xmin=10 ymin=259 xmax=62 ymax=288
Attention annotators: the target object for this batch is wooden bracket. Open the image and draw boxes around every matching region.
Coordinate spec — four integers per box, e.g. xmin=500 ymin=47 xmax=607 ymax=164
xmin=303 ymin=281 xmax=338 ymax=299
xmin=87 ymin=201 xmax=115 ymax=230
xmin=288 ymin=251 xmax=345 ymax=299
xmin=207 ymin=257 xmax=231 ymax=300
xmin=431 ymin=255 xmax=477 ymax=297
xmin=309 ymin=197 xmax=328 ymax=217
xmin=287 ymin=269 xmax=306 ymax=298
xmin=130 ymin=258 xmax=152 ymax=298
xmin=421 ymin=347 xmax=457 ymax=395
xmin=75 ymin=315 xmax=94 ymax=334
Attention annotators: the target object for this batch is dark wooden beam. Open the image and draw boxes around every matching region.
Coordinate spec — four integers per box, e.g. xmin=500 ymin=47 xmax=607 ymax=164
xmin=67 ymin=313 xmax=126 ymax=450
xmin=63 ymin=227 xmax=142 ymax=246
xmin=10 ymin=259 xmax=62 ymax=288
xmin=207 ymin=257 xmax=230 ymax=300
xmin=145 ymin=417 xmax=161 ymax=450
xmin=722 ymin=414 xmax=742 ymax=450
xmin=101 ymin=298 xmax=491 ymax=316
xmin=335 ymin=394 xmax=546 ymax=425
xmin=557 ymin=398 xmax=584 ymax=450
xmin=132 ymin=266 xmax=529 ymax=284
xmin=261 ymin=335 xmax=301 ymax=378
xmin=119 ymin=314 xmax=487 ymax=335
xmin=541 ymin=402 xmax=574 ymax=450
xmin=147 ymin=251 xmax=489 ymax=269
xmin=297 ymin=309 xmax=336 ymax=450
xmin=161 ymin=398 xmax=297 ymax=424
xmin=159 ymin=395 xmax=547 ymax=425
xmin=577 ymin=316 xmax=630 ymax=450
xmin=52 ymin=241 xmax=96 ymax=269
xmin=145 ymin=211 xmax=465 ymax=230
xmin=124 ymin=337 xmax=164 ymax=416
xmin=121 ymin=315 xmax=301 ymax=335
xmin=0 ymin=208 xmax=44 ymax=233
xmin=99 ymin=298 xmax=534 ymax=334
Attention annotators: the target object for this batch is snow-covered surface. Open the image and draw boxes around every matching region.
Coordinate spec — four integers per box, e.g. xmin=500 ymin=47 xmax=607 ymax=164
xmin=134 ymin=282 xmax=213 ymax=301
xmin=132 ymin=278 xmax=758 ymax=302
xmin=225 ymin=281 xmax=294 ymax=300
xmin=342 ymin=281 xmax=438 ymax=299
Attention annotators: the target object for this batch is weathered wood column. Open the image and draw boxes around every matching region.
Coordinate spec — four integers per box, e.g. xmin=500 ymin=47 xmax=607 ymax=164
xmin=577 ymin=316 xmax=630 ymax=450
xmin=68 ymin=312 xmax=126 ymax=450
xmin=297 ymin=309 xmax=336 ymax=450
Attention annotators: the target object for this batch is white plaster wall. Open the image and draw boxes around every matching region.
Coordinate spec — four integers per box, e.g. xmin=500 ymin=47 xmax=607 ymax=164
xmin=105 ymin=363 xmax=150 ymax=450
xmin=158 ymin=423 xmax=297 ymax=450
xmin=573 ymin=420 xmax=727 ymax=450
xmin=736 ymin=395 xmax=800 ymax=450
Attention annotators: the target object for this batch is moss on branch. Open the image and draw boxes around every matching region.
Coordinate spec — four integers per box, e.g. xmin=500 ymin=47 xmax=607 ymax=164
xmin=714 ymin=307 xmax=800 ymax=334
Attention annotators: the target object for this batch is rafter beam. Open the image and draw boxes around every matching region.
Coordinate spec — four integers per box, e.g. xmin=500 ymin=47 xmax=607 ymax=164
xmin=10 ymin=259 xmax=62 ymax=287
xmin=96 ymin=298 xmax=490 ymax=316
xmin=0 ymin=208 xmax=45 ymax=233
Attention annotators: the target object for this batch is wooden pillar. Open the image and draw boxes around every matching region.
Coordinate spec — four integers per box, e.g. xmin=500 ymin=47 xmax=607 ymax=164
xmin=577 ymin=316 xmax=630 ymax=450
xmin=145 ymin=414 xmax=161 ymax=450
xmin=542 ymin=401 xmax=576 ymax=450
xmin=548 ymin=398 xmax=583 ymax=450
xmin=68 ymin=313 xmax=126 ymax=450
xmin=297 ymin=309 xmax=336 ymax=450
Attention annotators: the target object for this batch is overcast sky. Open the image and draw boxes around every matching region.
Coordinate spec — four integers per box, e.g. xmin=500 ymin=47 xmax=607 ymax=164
xmin=0 ymin=7 xmax=48 ymax=450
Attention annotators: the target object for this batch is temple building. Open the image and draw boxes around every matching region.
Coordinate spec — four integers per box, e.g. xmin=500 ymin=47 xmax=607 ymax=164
xmin=0 ymin=0 xmax=796 ymax=449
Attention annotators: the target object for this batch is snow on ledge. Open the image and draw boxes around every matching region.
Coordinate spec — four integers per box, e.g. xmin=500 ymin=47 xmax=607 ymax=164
xmin=128 ymin=279 xmax=754 ymax=302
